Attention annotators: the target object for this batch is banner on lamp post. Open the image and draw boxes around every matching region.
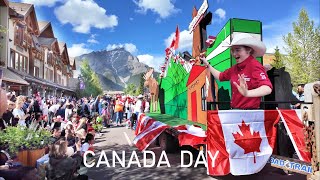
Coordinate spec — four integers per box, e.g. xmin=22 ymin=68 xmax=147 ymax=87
xmin=79 ymin=79 xmax=85 ymax=90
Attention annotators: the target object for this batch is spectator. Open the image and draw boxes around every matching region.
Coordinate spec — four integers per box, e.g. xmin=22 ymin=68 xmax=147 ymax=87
xmin=80 ymin=134 xmax=95 ymax=155
xmin=46 ymin=140 xmax=85 ymax=180
xmin=114 ymin=98 xmax=124 ymax=126
xmin=134 ymin=95 xmax=144 ymax=117
xmin=2 ymin=100 xmax=15 ymax=127
xmin=48 ymin=102 xmax=61 ymax=125
xmin=292 ymin=84 xmax=305 ymax=109
xmin=50 ymin=127 xmax=61 ymax=144
xmin=12 ymin=97 xmax=30 ymax=126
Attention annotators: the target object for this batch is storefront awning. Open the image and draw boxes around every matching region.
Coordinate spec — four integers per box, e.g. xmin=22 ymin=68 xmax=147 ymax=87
xmin=0 ymin=67 xmax=29 ymax=85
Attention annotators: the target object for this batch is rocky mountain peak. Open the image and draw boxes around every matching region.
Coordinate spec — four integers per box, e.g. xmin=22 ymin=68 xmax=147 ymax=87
xmin=75 ymin=48 xmax=152 ymax=91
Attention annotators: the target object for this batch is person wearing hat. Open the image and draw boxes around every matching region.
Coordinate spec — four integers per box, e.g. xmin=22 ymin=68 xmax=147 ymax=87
xmin=202 ymin=33 xmax=272 ymax=109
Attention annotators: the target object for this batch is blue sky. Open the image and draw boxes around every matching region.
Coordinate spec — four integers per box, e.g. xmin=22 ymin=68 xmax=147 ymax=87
xmin=15 ymin=0 xmax=319 ymax=70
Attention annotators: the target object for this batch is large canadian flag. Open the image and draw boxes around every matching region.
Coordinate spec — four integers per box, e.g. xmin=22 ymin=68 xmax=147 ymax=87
xmin=207 ymin=110 xmax=280 ymax=176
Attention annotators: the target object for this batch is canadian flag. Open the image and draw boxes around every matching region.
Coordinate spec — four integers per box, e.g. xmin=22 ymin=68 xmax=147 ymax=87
xmin=277 ymin=109 xmax=311 ymax=162
xmin=135 ymin=113 xmax=148 ymax=135
xmin=169 ymin=25 xmax=180 ymax=50
xmin=206 ymin=110 xmax=279 ymax=176
xmin=133 ymin=120 xmax=169 ymax=151
xmin=174 ymin=125 xmax=206 ymax=147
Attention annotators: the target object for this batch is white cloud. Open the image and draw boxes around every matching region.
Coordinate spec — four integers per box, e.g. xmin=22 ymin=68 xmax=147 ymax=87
xmin=68 ymin=43 xmax=92 ymax=57
xmin=164 ymin=29 xmax=193 ymax=53
xmin=264 ymin=35 xmax=286 ymax=54
xmin=214 ymin=8 xmax=226 ymax=20
xmin=87 ymin=34 xmax=99 ymax=44
xmin=87 ymin=39 xmax=98 ymax=44
xmin=54 ymin=0 xmax=118 ymax=34
xmin=137 ymin=54 xmax=164 ymax=71
xmin=134 ymin=0 xmax=179 ymax=19
xmin=129 ymin=17 xmax=134 ymax=21
xmin=106 ymin=43 xmax=138 ymax=54
xmin=21 ymin=0 xmax=63 ymax=7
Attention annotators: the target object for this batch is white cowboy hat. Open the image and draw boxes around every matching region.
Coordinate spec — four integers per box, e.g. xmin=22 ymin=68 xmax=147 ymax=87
xmin=224 ymin=33 xmax=266 ymax=57
xmin=137 ymin=94 xmax=144 ymax=99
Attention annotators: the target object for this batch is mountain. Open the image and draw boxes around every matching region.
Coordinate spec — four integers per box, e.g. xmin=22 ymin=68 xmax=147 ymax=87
xmin=75 ymin=48 xmax=159 ymax=91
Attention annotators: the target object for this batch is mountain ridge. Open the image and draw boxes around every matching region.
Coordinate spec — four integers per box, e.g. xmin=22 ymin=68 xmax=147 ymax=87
xmin=75 ymin=48 xmax=159 ymax=91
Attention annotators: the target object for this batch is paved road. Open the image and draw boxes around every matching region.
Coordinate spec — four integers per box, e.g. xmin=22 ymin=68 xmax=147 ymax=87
xmin=86 ymin=125 xmax=307 ymax=180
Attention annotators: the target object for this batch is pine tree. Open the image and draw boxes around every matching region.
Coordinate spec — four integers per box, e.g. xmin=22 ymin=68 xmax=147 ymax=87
xmin=283 ymin=8 xmax=320 ymax=86
xmin=271 ymin=46 xmax=284 ymax=69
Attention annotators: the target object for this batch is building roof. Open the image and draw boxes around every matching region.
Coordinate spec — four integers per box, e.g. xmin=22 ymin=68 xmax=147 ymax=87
xmin=69 ymin=57 xmax=75 ymax=66
xmin=37 ymin=37 xmax=56 ymax=48
xmin=0 ymin=67 xmax=29 ymax=85
xmin=9 ymin=2 xmax=32 ymax=16
xmin=0 ymin=0 xmax=9 ymax=6
xmin=38 ymin=21 xmax=49 ymax=33
xmin=186 ymin=65 xmax=206 ymax=86
xmin=58 ymin=42 xmax=66 ymax=53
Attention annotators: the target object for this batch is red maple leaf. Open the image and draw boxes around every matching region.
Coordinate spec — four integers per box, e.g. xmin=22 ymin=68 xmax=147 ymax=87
xmin=232 ymin=120 xmax=262 ymax=163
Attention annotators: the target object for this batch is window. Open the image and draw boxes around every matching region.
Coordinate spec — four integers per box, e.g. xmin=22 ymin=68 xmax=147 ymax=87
xmin=50 ymin=69 xmax=53 ymax=81
xmin=15 ymin=52 xmax=19 ymax=70
xmin=24 ymin=57 xmax=28 ymax=73
xmin=57 ymin=74 xmax=61 ymax=84
xmin=9 ymin=50 xmax=15 ymax=68
xmin=14 ymin=24 xmax=24 ymax=47
xmin=201 ymin=84 xmax=207 ymax=111
xmin=10 ymin=50 xmax=28 ymax=72
xmin=34 ymin=66 xmax=39 ymax=78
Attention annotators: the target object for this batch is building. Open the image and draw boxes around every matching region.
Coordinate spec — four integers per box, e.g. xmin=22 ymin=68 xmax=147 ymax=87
xmin=186 ymin=65 xmax=207 ymax=124
xmin=1 ymin=1 xmax=76 ymax=97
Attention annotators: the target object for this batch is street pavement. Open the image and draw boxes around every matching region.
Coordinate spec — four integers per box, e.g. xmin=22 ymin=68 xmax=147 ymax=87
xmin=86 ymin=124 xmax=307 ymax=180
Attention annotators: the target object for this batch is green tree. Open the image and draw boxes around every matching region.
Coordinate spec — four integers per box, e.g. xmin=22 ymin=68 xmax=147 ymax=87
xmin=124 ymin=83 xmax=136 ymax=95
xmin=283 ymin=8 xmax=320 ymax=86
xmin=271 ymin=46 xmax=284 ymax=68
xmin=136 ymin=74 xmax=144 ymax=95
xmin=78 ymin=60 xmax=103 ymax=97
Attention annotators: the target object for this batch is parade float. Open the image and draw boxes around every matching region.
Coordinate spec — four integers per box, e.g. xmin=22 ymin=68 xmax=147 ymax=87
xmin=136 ymin=0 xmax=320 ymax=178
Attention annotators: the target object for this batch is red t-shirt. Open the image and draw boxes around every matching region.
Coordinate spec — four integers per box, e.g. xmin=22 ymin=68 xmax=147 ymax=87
xmin=219 ymin=56 xmax=272 ymax=109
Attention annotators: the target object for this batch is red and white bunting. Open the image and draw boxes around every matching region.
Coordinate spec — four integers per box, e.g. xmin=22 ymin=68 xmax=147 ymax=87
xmin=206 ymin=35 xmax=216 ymax=47
xmin=189 ymin=58 xmax=196 ymax=66
xmin=180 ymin=59 xmax=185 ymax=65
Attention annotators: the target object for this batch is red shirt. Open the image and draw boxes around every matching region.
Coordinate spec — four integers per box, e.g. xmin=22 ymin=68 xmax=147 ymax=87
xmin=219 ymin=56 xmax=272 ymax=109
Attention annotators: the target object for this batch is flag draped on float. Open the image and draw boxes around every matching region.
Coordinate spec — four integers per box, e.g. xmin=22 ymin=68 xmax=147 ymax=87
xmin=133 ymin=114 xmax=206 ymax=151
xmin=206 ymin=110 xmax=280 ymax=175
xmin=206 ymin=110 xmax=310 ymax=176
xmin=133 ymin=110 xmax=310 ymax=175
xmin=277 ymin=110 xmax=311 ymax=162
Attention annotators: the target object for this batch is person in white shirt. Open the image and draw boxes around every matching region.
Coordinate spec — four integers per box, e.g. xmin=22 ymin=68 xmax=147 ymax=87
xmin=134 ymin=95 xmax=143 ymax=116
xmin=48 ymin=102 xmax=61 ymax=124
xmin=42 ymin=101 xmax=49 ymax=117
xmin=64 ymin=101 xmax=73 ymax=121
xmin=12 ymin=98 xmax=29 ymax=126
xmin=80 ymin=133 xmax=95 ymax=155
xmin=144 ymin=99 xmax=150 ymax=113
